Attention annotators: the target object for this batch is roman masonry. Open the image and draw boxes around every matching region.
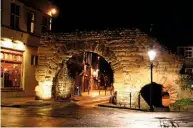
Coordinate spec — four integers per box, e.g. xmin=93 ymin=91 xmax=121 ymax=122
xmin=35 ymin=29 xmax=182 ymax=108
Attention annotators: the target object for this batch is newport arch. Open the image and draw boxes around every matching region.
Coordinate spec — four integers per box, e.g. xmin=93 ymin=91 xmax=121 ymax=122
xmin=35 ymin=29 xmax=182 ymax=108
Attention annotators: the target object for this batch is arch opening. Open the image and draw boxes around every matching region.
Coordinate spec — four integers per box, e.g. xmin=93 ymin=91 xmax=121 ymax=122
xmin=67 ymin=51 xmax=114 ymax=97
xmin=52 ymin=51 xmax=114 ymax=99
xmin=140 ymin=82 xmax=171 ymax=108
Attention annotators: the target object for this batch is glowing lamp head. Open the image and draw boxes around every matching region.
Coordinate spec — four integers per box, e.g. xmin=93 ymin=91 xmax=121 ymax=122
xmin=49 ymin=8 xmax=57 ymax=16
xmin=148 ymin=50 xmax=156 ymax=61
xmin=51 ymin=8 xmax=56 ymax=14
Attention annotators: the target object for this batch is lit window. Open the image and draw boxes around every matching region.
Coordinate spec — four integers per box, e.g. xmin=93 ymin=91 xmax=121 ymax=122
xmin=27 ymin=11 xmax=35 ymax=33
xmin=1 ymin=49 xmax=23 ymax=88
xmin=31 ymin=55 xmax=38 ymax=66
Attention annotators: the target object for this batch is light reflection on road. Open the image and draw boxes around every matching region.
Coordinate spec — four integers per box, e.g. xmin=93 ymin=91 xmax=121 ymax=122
xmin=1 ymin=102 xmax=193 ymax=127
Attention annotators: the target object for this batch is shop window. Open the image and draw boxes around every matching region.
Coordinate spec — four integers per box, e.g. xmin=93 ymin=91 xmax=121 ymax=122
xmin=31 ymin=55 xmax=38 ymax=66
xmin=27 ymin=11 xmax=35 ymax=33
xmin=10 ymin=3 xmax=20 ymax=29
xmin=1 ymin=49 xmax=23 ymax=88
xmin=1 ymin=63 xmax=21 ymax=87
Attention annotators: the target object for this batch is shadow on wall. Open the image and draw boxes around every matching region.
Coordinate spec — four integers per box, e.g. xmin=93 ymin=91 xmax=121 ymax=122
xmin=140 ymin=82 xmax=163 ymax=107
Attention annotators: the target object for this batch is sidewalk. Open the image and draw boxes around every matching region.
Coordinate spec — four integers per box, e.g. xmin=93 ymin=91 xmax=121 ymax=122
xmin=1 ymin=97 xmax=55 ymax=107
xmin=1 ymin=95 xmax=110 ymax=108
xmin=98 ymin=102 xmax=146 ymax=111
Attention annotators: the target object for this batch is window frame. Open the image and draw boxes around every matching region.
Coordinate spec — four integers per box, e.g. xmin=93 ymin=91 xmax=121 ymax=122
xmin=41 ymin=16 xmax=48 ymax=33
xmin=178 ymin=47 xmax=193 ymax=58
xmin=31 ymin=55 xmax=38 ymax=66
xmin=1 ymin=48 xmax=23 ymax=89
xmin=10 ymin=3 xmax=20 ymax=29
xmin=27 ymin=11 xmax=35 ymax=33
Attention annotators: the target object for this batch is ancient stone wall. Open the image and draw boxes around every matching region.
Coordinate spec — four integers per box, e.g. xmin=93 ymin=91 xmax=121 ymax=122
xmin=35 ymin=29 xmax=183 ymax=107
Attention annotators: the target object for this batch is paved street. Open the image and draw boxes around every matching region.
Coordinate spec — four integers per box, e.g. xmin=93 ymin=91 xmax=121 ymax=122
xmin=1 ymin=100 xmax=193 ymax=127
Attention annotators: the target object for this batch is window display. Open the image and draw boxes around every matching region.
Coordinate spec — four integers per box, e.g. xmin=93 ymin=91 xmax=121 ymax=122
xmin=1 ymin=49 xmax=23 ymax=88
xmin=1 ymin=63 xmax=22 ymax=87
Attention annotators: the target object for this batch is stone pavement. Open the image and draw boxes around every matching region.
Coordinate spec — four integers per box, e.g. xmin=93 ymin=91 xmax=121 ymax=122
xmin=1 ymin=95 xmax=110 ymax=108
xmin=1 ymin=97 xmax=54 ymax=107
xmin=1 ymin=96 xmax=171 ymax=112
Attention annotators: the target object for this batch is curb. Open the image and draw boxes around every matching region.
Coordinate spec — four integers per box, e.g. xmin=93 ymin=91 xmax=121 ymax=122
xmin=98 ymin=103 xmax=146 ymax=111
xmin=1 ymin=102 xmax=53 ymax=108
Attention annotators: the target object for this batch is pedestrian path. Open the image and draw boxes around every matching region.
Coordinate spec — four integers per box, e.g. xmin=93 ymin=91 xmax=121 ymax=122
xmin=1 ymin=94 xmax=110 ymax=108
xmin=1 ymin=97 xmax=54 ymax=107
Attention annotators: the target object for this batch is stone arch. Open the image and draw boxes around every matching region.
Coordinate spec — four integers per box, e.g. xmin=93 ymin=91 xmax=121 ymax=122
xmin=35 ymin=37 xmax=123 ymax=100
xmin=52 ymin=46 xmax=119 ymax=100
xmin=35 ymin=29 xmax=182 ymax=107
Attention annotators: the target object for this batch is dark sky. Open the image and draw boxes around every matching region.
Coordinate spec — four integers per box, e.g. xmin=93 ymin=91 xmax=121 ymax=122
xmin=50 ymin=0 xmax=193 ymax=51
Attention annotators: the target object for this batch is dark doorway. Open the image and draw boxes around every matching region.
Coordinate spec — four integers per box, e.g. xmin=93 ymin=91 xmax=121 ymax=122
xmin=140 ymin=82 xmax=163 ymax=107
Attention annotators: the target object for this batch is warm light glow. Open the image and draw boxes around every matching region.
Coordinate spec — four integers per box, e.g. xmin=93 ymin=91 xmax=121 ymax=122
xmin=93 ymin=71 xmax=97 ymax=77
xmin=51 ymin=8 xmax=57 ymax=15
xmin=92 ymin=69 xmax=99 ymax=78
xmin=36 ymin=81 xmax=52 ymax=100
xmin=14 ymin=40 xmax=25 ymax=51
xmin=1 ymin=38 xmax=25 ymax=51
xmin=2 ymin=38 xmax=12 ymax=42
xmin=192 ymin=85 xmax=193 ymax=88
xmin=148 ymin=50 xmax=156 ymax=61
xmin=90 ymin=91 xmax=99 ymax=97
xmin=41 ymin=81 xmax=52 ymax=99
xmin=0 ymin=53 xmax=3 ymax=59
xmin=1 ymin=38 xmax=13 ymax=49
xmin=49 ymin=8 xmax=57 ymax=16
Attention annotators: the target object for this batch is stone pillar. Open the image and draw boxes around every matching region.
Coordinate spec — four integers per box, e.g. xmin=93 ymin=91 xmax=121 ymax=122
xmin=55 ymin=58 xmax=73 ymax=100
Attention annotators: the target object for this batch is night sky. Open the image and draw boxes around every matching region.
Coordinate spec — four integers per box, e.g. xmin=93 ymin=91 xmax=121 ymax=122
xmin=50 ymin=0 xmax=193 ymax=51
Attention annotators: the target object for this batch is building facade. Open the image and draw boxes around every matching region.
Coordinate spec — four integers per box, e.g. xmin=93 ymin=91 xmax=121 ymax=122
xmin=177 ymin=46 xmax=193 ymax=74
xmin=1 ymin=0 xmax=51 ymax=98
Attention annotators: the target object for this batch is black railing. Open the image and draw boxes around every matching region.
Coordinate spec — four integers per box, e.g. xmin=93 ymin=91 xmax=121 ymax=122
xmin=117 ymin=92 xmax=141 ymax=110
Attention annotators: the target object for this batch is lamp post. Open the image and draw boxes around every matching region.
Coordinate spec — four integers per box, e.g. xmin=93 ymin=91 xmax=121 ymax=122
xmin=48 ymin=8 xmax=57 ymax=31
xmin=148 ymin=50 xmax=156 ymax=112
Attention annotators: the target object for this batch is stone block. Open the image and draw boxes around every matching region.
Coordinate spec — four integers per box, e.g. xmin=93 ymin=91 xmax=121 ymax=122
xmin=49 ymin=61 xmax=58 ymax=69
xmin=35 ymin=75 xmax=46 ymax=82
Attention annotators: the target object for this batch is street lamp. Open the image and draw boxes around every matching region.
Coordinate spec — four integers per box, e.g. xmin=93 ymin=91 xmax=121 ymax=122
xmin=48 ymin=8 xmax=57 ymax=31
xmin=148 ymin=50 xmax=156 ymax=111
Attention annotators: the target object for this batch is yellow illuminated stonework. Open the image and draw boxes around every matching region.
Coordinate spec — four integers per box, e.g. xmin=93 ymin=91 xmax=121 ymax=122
xmin=35 ymin=29 xmax=192 ymax=108
xmin=35 ymin=81 xmax=52 ymax=100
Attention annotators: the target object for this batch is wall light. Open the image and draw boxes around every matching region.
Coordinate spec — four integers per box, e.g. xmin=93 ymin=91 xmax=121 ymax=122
xmin=1 ymin=38 xmax=13 ymax=49
xmin=14 ymin=40 xmax=25 ymax=51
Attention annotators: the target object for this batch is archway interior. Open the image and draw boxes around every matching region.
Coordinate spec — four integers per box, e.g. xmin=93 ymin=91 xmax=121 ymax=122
xmin=66 ymin=52 xmax=114 ymax=96
xmin=140 ymin=82 xmax=163 ymax=107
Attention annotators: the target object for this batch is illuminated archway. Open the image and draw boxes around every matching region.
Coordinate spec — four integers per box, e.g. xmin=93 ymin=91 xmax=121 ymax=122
xmin=35 ymin=29 xmax=182 ymax=108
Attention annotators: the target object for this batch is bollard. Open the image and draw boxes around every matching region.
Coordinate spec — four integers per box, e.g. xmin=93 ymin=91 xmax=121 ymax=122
xmin=138 ymin=93 xmax=141 ymax=110
xmin=130 ymin=92 xmax=131 ymax=108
